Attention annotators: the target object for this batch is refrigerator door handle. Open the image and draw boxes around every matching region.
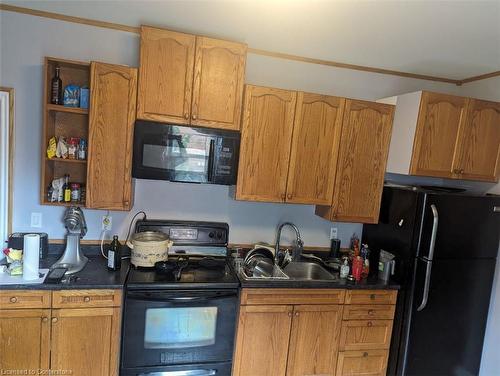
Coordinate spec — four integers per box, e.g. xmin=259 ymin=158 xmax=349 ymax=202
xmin=494 ymin=206 xmax=500 ymax=213
xmin=426 ymin=204 xmax=439 ymax=261
xmin=417 ymin=259 xmax=433 ymax=311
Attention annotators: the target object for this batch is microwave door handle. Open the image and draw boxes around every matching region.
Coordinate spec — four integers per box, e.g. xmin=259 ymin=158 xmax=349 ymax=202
xmin=207 ymin=139 xmax=215 ymax=182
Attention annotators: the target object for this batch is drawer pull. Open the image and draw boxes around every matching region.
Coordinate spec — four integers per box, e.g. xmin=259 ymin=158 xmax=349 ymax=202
xmin=52 ymin=317 xmax=58 ymax=323
xmin=9 ymin=296 xmax=18 ymax=303
xmin=368 ymin=309 xmax=374 ymax=315
xmin=42 ymin=317 xmax=49 ymax=323
xmin=363 ymin=352 xmax=369 ymax=357
xmin=288 ymin=312 xmax=292 ymax=317
xmin=367 ymin=321 xmax=373 ymax=327
xmin=83 ymin=296 xmax=91 ymax=302
xmin=370 ymin=294 xmax=376 ymax=300
xmin=184 ymin=112 xmax=189 ymax=120
xmin=295 ymin=312 xmax=299 ymax=317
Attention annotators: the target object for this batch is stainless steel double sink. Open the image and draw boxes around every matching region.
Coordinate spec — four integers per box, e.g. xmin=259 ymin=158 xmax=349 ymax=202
xmin=240 ymin=261 xmax=337 ymax=281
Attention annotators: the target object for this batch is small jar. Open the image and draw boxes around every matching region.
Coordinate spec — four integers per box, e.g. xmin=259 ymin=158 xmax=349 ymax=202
xmin=70 ymin=183 xmax=81 ymax=202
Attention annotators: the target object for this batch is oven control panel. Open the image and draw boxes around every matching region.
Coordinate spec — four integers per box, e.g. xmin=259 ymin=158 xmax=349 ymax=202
xmin=135 ymin=220 xmax=228 ymax=246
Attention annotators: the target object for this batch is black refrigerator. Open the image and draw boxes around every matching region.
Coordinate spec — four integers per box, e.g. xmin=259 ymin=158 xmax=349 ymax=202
xmin=363 ymin=185 xmax=500 ymax=376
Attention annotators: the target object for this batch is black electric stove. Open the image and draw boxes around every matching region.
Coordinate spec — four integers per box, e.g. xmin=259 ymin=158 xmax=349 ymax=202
xmin=121 ymin=220 xmax=239 ymax=376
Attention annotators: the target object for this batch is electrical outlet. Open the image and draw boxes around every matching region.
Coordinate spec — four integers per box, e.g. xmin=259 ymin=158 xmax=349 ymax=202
xmin=31 ymin=212 xmax=42 ymax=228
xmin=330 ymin=227 xmax=338 ymax=240
xmin=102 ymin=215 xmax=112 ymax=231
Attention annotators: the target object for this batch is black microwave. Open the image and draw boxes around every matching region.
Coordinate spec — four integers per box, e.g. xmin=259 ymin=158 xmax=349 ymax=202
xmin=133 ymin=120 xmax=240 ymax=185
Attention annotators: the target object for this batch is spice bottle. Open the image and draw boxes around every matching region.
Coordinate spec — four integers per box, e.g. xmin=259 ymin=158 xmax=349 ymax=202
xmin=107 ymin=235 xmax=122 ymax=271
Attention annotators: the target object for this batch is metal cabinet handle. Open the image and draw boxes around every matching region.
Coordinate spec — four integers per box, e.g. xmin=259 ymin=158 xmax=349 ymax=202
xmin=417 ymin=204 xmax=438 ymax=312
xmin=83 ymin=296 xmax=91 ymax=302
xmin=9 ymin=297 xmax=17 ymax=303
xmin=287 ymin=194 xmax=292 ymax=200
xmin=192 ymin=114 xmax=197 ymax=120
xmin=42 ymin=317 xmax=49 ymax=323
xmin=295 ymin=312 xmax=299 ymax=317
xmin=288 ymin=312 xmax=292 ymax=317
xmin=52 ymin=317 xmax=58 ymax=323
xmin=370 ymin=294 xmax=376 ymax=300
xmin=367 ymin=321 xmax=373 ymax=327
xmin=368 ymin=309 xmax=374 ymax=315
xmin=184 ymin=112 xmax=189 ymax=120
xmin=281 ymin=193 xmax=286 ymax=201
xmin=363 ymin=352 xmax=369 ymax=357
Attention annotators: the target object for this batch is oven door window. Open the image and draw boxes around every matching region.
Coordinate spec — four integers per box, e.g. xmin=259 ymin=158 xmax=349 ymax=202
xmin=144 ymin=307 xmax=218 ymax=349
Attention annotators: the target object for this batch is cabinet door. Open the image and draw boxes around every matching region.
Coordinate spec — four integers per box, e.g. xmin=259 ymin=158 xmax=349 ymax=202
xmin=0 ymin=309 xmax=50 ymax=372
xmin=87 ymin=62 xmax=137 ymax=210
xmin=286 ymin=305 xmax=343 ymax=376
xmin=233 ymin=305 xmax=293 ymax=376
xmin=137 ymin=26 xmax=195 ymax=124
xmin=324 ymin=100 xmax=394 ymax=224
xmin=236 ymin=85 xmax=297 ymax=202
xmin=50 ymin=307 xmax=121 ymax=376
xmin=410 ymin=92 xmax=468 ymax=178
xmin=455 ymin=99 xmax=500 ymax=182
xmin=191 ymin=36 xmax=246 ymax=130
xmin=286 ymin=93 xmax=345 ymax=205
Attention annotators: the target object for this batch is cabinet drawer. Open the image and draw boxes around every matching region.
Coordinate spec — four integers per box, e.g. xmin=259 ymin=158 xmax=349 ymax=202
xmin=52 ymin=289 xmax=122 ymax=308
xmin=336 ymin=350 xmax=389 ymax=376
xmin=339 ymin=320 xmax=393 ymax=351
xmin=0 ymin=290 xmax=51 ymax=309
xmin=240 ymin=288 xmax=345 ymax=305
xmin=345 ymin=290 xmax=397 ymax=305
xmin=343 ymin=305 xmax=395 ymax=320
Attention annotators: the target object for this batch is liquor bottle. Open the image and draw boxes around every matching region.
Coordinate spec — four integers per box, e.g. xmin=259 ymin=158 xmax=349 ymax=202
xmin=107 ymin=236 xmax=122 ymax=271
xmin=51 ymin=67 xmax=63 ymax=105
xmin=63 ymin=174 xmax=71 ymax=203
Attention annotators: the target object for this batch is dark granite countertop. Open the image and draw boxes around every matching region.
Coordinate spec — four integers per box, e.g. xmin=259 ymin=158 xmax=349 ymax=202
xmin=238 ymin=276 xmax=400 ymax=289
xmin=0 ymin=255 xmax=129 ymax=290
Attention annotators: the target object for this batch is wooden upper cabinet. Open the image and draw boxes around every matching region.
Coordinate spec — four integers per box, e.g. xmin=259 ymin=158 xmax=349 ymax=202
xmin=191 ymin=36 xmax=247 ymax=130
xmin=455 ymin=99 xmax=500 ymax=182
xmin=236 ymin=85 xmax=297 ymax=202
xmin=87 ymin=62 xmax=137 ymax=210
xmin=137 ymin=26 xmax=195 ymax=124
xmin=317 ymin=100 xmax=394 ymax=224
xmin=286 ymin=93 xmax=345 ymax=205
xmin=410 ymin=92 xmax=468 ymax=178
xmin=50 ymin=307 xmax=121 ymax=376
xmin=0 ymin=309 xmax=51 ymax=372
xmin=286 ymin=305 xmax=343 ymax=376
xmin=233 ymin=305 xmax=293 ymax=376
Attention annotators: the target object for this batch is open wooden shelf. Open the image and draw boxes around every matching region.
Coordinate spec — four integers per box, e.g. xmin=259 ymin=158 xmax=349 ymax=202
xmin=47 ymin=103 xmax=88 ymax=115
xmin=42 ymin=200 xmax=86 ymax=207
xmin=46 ymin=157 xmax=87 ymax=164
xmin=41 ymin=57 xmax=90 ymax=208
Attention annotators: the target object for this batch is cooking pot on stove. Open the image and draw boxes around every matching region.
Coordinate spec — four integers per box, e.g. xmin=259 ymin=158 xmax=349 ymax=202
xmin=127 ymin=231 xmax=173 ymax=267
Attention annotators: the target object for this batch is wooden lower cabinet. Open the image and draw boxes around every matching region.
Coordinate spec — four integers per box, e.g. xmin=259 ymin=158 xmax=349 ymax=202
xmin=233 ymin=288 xmax=397 ymax=376
xmin=50 ymin=307 xmax=121 ymax=376
xmin=336 ymin=350 xmax=389 ymax=376
xmin=233 ymin=305 xmax=293 ymax=376
xmin=287 ymin=305 xmax=343 ymax=376
xmin=0 ymin=289 xmax=121 ymax=376
xmin=0 ymin=308 xmax=51 ymax=372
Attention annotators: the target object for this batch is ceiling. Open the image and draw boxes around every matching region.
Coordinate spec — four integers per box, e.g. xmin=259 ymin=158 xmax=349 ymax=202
xmin=2 ymin=0 xmax=500 ymax=80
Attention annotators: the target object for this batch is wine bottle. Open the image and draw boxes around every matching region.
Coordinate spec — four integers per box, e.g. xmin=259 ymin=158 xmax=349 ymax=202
xmin=107 ymin=236 xmax=122 ymax=271
xmin=51 ymin=67 xmax=62 ymax=105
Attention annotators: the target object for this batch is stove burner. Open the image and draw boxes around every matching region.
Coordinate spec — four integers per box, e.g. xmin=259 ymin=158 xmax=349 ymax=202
xmin=154 ymin=257 xmax=190 ymax=280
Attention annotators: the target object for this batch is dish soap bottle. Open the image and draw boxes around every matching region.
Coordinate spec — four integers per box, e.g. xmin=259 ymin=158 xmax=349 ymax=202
xmin=340 ymin=257 xmax=350 ymax=279
xmin=107 ymin=235 xmax=122 ymax=271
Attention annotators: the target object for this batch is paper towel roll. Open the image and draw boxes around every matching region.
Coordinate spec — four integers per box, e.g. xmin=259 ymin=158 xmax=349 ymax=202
xmin=23 ymin=234 xmax=40 ymax=280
